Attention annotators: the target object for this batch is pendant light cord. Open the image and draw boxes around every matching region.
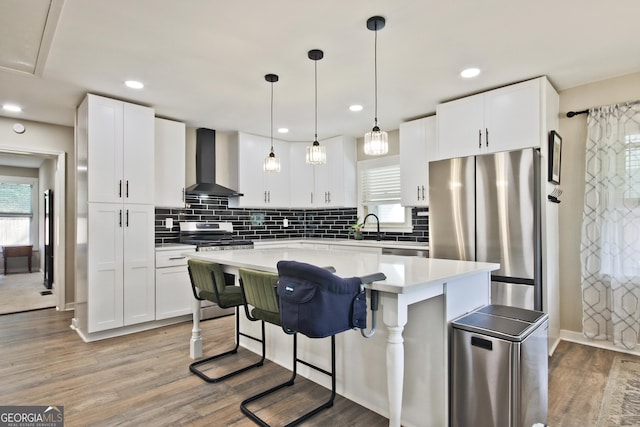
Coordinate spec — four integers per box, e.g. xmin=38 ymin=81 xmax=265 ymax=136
xmin=270 ymin=80 xmax=274 ymax=152
xmin=314 ymin=59 xmax=318 ymax=141
xmin=374 ymin=24 xmax=378 ymax=127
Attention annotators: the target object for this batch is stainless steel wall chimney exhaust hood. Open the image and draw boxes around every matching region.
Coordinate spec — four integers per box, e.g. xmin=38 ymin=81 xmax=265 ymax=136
xmin=185 ymin=128 xmax=243 ymax=197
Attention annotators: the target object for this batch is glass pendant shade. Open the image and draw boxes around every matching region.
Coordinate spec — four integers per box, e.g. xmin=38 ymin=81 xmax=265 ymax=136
xmin=306 ymin=49 xmax=327 ymax=165
xmin=264 ymin=73 xmax=281 ymax=173
xmin=306 ymin=141 xmax=326 ymax=165
xmin=364 ymin=125 xmax=389 ymax=155
xmin=364 ymin=16 xmax=388 ymax=156
xmin=264 ymin=151 xmax=281 ymax=172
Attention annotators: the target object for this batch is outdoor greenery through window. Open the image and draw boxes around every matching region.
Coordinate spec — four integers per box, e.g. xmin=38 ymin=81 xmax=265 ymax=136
xmin=357 ymin=155 xmax=412 ymax=232
xmin=0 ymin=181 xmax=34 ymax=246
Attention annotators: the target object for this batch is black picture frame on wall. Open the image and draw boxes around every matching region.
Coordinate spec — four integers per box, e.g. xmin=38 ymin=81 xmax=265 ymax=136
xmin=548 ymin=130 xmax=562 ymax=185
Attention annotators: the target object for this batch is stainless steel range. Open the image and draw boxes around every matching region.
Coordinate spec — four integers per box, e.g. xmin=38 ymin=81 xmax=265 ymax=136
xmin=179 ymin=221 xmax=254 ymax=251
xmin=179 ymin=221 xmax=253 ymax=320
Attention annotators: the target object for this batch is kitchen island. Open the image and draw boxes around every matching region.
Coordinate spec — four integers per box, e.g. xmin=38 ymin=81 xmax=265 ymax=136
xmin=186 ymin=248 xmax=498 ymax=427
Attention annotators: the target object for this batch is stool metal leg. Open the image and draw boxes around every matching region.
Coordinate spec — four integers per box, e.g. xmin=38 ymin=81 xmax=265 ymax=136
xmin=189 ymin=306 xmax=266 ymax=383
xmin=240 ymin=334 xmax=337 ymax=426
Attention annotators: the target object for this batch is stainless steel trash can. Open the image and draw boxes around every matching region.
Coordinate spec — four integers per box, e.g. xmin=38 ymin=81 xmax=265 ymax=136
xmin=451 ymin=304 xmax=549 ymax=427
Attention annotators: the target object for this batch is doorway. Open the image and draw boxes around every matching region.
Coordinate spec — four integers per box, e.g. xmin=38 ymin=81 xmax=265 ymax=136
xmin=0 ymin=148 xmax=66 ymax=313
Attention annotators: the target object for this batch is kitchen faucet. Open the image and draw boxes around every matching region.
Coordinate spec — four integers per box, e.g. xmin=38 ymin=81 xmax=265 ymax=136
xmin=362 ymin=213 xmax=381 ymax=241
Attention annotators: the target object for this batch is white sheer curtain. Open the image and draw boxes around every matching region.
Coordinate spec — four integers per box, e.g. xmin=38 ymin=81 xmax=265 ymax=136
xmin=581 ymin=102 xmax=640 ymax=349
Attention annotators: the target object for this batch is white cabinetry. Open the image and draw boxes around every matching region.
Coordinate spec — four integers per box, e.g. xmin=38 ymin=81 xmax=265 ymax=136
xmin=399 ymin=116 xmax=436 ymax=206
xmin=84 ymin=94 xmax=154 ymax=204
xmin=154 ymin=118 xmax=186 ymax=208
xmin=155 ymin=245 xmax=196 ymax=320
xmin=289 ymin=136 xmax=356 ymax=208
xmin=88 ymin=203 xmax=155 ymax=331
xmin=228 ymin=132 xmax=290 ymax=208
xmin=436 ymin=77 xmax=545 ymax=160
xmin=75 ymin=94 xmax=156 ymax=338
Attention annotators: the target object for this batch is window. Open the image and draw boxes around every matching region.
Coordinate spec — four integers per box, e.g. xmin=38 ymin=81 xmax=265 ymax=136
xmin=621 ymin=132 xmax=640 ymax=205
xmin=0 ymin=178 xmax=37 ymax=247
xmin=357 ymin=155 xmax=412 ymax=232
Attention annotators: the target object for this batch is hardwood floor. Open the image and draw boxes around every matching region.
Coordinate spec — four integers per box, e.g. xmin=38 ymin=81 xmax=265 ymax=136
xmin=546 ymin=340 xmax=638 ymax=427
xmin=0 ymin=309 xmax=387 ymax=426
xmin=1 ymin=308 xmax=635 ymax=426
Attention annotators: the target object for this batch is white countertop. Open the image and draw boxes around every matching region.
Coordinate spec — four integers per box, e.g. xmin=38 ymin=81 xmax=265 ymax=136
xmin=186 ymin=247 xmax=496 ymax=294
xmin=155 ymin=243 xmax=196 ymax=251
xmin=254 ymin=238 xmax=429 ymax=251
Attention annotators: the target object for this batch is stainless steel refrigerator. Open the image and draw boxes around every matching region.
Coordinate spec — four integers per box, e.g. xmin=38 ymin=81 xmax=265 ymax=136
xmin=429 ymin=148 xmax=542 ymax=311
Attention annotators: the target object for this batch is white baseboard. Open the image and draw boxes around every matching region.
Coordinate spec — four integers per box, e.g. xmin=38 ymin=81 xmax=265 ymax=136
xmin=559 ymin=329 xmax=640 ymax=357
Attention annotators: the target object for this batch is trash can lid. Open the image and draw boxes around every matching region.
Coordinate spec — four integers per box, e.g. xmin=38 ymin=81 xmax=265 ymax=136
xmin=477 ymin=304 xmax=547 ymax=324
xmin=452 ymin=312 xmax=543 ymax=342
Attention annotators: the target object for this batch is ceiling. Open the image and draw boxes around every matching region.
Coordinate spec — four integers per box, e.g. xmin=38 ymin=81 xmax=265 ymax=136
xmin=1 ymin=0 xmax=640 ymax=144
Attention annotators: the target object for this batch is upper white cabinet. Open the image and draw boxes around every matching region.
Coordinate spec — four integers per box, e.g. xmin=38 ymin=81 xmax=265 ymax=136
xmin=399 ymin=116 xmax=436 ymax=207
xmin=289 ymin=143 xmax=315 ymax=208
xmin=83 ymin=94 xmax=155 ymax=204
xmin=154 ymin=118 xmax=186 ymax=208
xmin=289 ymin=136 xmax=357 ymax=208
xmin=228 ymin=132 xmax=290 ymax=208
xmin=436 ymin=77 xmax=547 ymax=160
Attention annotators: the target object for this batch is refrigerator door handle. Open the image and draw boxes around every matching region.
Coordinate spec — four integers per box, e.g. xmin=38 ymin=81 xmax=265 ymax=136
xmin=492 ymin=275 xmax=535 ymax=286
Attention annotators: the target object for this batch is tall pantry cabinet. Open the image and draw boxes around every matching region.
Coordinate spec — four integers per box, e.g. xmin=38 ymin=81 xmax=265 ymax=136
xmin=74 ymin=94 xmax=156 ymax=340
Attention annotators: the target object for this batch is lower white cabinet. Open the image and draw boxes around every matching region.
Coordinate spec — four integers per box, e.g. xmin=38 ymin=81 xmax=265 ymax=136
xmin=86 ymin=202 xmax=155 ymax=332
xmin=155 ymin=246 xmax=196 ymax=320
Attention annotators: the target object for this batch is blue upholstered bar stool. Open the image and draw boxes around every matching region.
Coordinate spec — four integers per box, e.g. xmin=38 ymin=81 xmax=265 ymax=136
xmin=187 ymin=259 xmax=266 ymax=382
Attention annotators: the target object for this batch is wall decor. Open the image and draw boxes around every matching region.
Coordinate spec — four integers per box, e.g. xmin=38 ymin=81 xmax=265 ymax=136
xmin=548 ymin=130 xmax=562 ymax=184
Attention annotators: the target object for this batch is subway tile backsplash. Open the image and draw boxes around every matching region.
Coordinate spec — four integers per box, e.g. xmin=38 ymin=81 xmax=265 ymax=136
xmin=155 ymin=195 xmax=428 ymax=245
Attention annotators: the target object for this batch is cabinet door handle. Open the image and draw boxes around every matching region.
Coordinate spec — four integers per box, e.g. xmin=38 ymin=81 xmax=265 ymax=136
xmin=328 ymin=191 xmax=331 ymax=203
xmin=182 ymin=188 xmax=185 ymax=202
xmin=310 ymin=192 xmax=313 ymax=204
xmin=417 ymin=186 xmax=420 ymax=200
xmin=126 ymin=209 xmax=129 ymax=227
xmin=478 ymin=129 xmax=482 ymax=149
xmin=119 ymin=180 xmax=122 ymax=198
xmin=169 ymin=256 xmax=186 ymax=260
xmin=422 ymin=185 xmax=425 ymax=200
xmin=126 ymin=180 xmax=129 ymax=198
xmin=264 ymin=191 xmax=267 ymax=203
xmin=119 ymin=209 xmax=122 ymax=227
xmin=485 ymin=128 xmax=489 ymax=147
xmin=268 ymin=191 xmax=271 ymax=203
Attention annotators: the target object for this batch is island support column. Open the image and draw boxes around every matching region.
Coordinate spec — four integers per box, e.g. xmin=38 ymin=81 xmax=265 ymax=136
xmin=381 ymin=293 xmax=408 ymax=427
xmin=190 ymin=299 xmax=203 ymax=359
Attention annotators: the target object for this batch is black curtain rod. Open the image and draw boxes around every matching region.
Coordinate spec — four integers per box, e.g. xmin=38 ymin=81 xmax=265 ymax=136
xmin=567 ymin=100 xmax=640 ymax=118
xmin=566 ymin=109 xmax=588 ymax=118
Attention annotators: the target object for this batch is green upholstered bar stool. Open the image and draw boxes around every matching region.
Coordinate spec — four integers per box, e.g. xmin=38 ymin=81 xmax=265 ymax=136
xmin=188 ymin=259 xmax=266 ymax=383
xmin=238 ymin=265 xmax=346 ymax=427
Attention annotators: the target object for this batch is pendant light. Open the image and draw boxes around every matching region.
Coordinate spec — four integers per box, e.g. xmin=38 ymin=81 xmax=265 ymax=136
xmin=306 ymin=49 xmax=326 ymax=165
xmin=263 ymin=73 xmax=281 ymax=173
xmin=364 ymin=16 xmax=388 ymax=156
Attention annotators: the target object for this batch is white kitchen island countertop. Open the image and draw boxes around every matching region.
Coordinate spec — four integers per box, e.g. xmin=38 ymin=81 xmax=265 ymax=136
xmin=185 ymin=248 xmax=498 ymax=427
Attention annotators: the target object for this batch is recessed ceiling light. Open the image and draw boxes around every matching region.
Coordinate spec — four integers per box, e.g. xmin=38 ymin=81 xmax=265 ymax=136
xmin=277 ymin=128 xmax=289 ymax=134
xmin=460 ymin=68 xmax=481 ymax=78
xmin=125 ymin=80 xmax=144 ymax=89
xmin=3 ymin=104 xmax=22 ymax=112
xmin=349 ymin=104 xmax=363 ymax=112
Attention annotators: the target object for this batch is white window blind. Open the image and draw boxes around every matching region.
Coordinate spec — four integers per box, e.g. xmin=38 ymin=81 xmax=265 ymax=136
xmin=360 ymin=163 xmax=401 ymax=205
